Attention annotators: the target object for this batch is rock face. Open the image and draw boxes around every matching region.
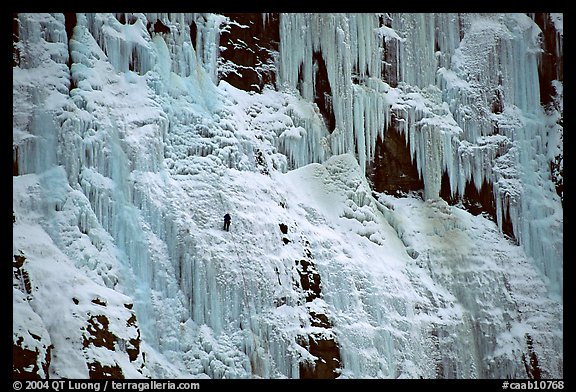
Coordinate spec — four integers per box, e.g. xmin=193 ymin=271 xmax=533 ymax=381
xmin=219 ymin=13 xmax=279 ymax=92
xmin=367 ymin=125 xmax=424 ymax=196
xmin=279 ymin=223 xmax=341 ymax=378
xmin=532 ymin=14 xmax=562 ymax=107
xmin=294 ymin=241 xmax=341 ymax=379
xmin=13 ymin=253 xmax=52 ymax=379
xmin=12 ymin=339 xmax=52 ymax=379
xmin=13 ymin=238 xmax=147 ymax=378
xmin=439 ymin=174 xmax=517 ymax=242
xmin=82 ymin=308 xmax=138 ymax=378
xmin=531 ymin=14 xmax=563 ymax=205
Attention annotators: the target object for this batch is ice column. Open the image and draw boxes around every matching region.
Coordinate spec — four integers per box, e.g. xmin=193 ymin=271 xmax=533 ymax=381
xmin=278 ymin=13 xmax=396 ymax=172
xmin=395 ymin=13 xmax=563 ymax=296
xmin=392 ymin=13 xmax=438 ymax=88
xmin=84 ymin=13 xmax=155 ymax=75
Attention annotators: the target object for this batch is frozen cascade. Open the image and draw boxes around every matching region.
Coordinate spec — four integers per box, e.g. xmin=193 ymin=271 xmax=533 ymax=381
xmin=278 ymin=13 xmax=562 ymax=296
xmin=278 ymin=13 xmax=395 ymax=172
xmin=14 ymin=110 xmax=59 ymax=176
xmin=279 ymin=98 xmax=330 ymax=169
xmin=392 ymin=13 xmax=438 ymax=88
xmin=13 ymin=13 xmax=69 ymax=176
xmin=146 ymin=13 xmax=225 ymax=83
xmin=13 ymin=12 xmax=562 ymax=379
xmin=389 ymin=83 xmax=463 ymax=201
xmin=84 ymin=13 xmax=155 ymax=75
xmin=431 ymin=14 xmax=562 ymax=295
xmin=83 ymin=13 xmax=224 ymax=82
xmin=18 ymin=12 xmax=320 ymax=378
xmin=77 ymin=14 xmax=275 ymax=372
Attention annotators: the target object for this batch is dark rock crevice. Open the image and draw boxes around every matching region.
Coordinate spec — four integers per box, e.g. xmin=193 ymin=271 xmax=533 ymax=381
xmin=13 ymin=146 xmax=19 ymax=176
xmin=64 ymin=13 xmax=77 ymax=92
xmin=80 ymin=307 xmax=145 ymax=378
xmin=439 ymin=173 xmax=516 ymax=243
xmin=532 ymin=13 xmax=563 ymax=107
xmin=14 ymin=253 xmax=32 ymax=296
xmin=312 ymin=51 xmax=336 ymax=133
xmin=13 ymin=13 xmax=20 ymax=67
xmin=550 ymin=157 xmax=563 ymax=206
xmin=190 ymin=20 xmax=197 ymax=50
xmin=279 ymin=222 xmax=291 ymax=245
xmin=255 ymin=149 xmax=269 ymax=175
xmin=88 ymin=362 xmax=124 ymax=379
xmin=298 ymin=332 xmax=341 ymax=379
xmin=381 ymin=14 xmax=398 ymax=87
xmin=522 ymin=333 xmax=542 ymax=379
xmin=367 ymin=124 xmax=424 ymax=197
xmin=83 ymin=315 xmax=117 ymax=351
xmin=367 ymin=120 xmax=517 ymax=242
xmin=13 ymin=338 xmax=52 ymax=379
xmin=292 ymin=239 xmax=341 ymax=379
xmin=430 ymin=327 xmax=444 ymax=378
xmin=532 ymin=14 xmax=563 ymax=207
xmin=531 ymin=14 xmax=563 ymax=207
xmin=147 ymin=18 xmax=170 ymax=37
xmin=13 ymin=252 xmax=52 ymax=379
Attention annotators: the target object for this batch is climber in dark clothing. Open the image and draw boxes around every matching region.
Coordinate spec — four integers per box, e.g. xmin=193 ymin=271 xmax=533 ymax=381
xmin=223 ymin=213 xmax=231 ymax=231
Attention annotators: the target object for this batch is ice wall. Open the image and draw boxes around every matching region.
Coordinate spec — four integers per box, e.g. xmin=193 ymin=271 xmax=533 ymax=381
xmin=278 ymin=14 xmax=395 ymax=172
xmin=278 ymin=13 xmax=563 ymax=297
xmin=13 ymin=12 xmax=562 ymax=379
xmin=393 ymin=13 xmax=563 ymax=296
xmin=409 ymin=14 xmax=560 ymax=297
xmin=82 ymin=13 xmax=225 ymax=82
xmin=14 ymin=12 xmax=330 ymax=378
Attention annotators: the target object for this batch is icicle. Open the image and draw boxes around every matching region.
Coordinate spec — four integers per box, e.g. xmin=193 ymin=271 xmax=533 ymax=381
xmin=391 ymin=13 xmax=437 ymax=88
xmin=278 ymin=13 xmax=396 ymax=172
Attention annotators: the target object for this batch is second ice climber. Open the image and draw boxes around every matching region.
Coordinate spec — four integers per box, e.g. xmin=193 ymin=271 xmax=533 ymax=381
xmin=223 ymin=213 xmax=231 ymax=232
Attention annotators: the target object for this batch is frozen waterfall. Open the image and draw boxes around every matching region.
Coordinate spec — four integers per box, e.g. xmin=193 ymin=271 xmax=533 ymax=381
xmin=13 ymin=12 xmax=562 ymax=379
xmin=277 ymin=12 xmax=562 ymax=298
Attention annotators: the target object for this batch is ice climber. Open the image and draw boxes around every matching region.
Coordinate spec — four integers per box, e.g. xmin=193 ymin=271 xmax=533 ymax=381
xmin=223 ymin=213 xmax=231 ymax=232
